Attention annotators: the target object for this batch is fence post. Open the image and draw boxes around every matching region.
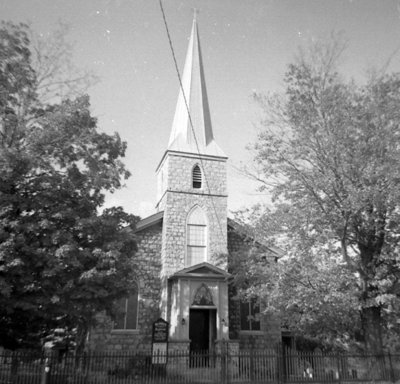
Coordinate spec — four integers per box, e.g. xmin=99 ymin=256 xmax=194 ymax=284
xmin=10 ymin=353 xmax=17 ymax=384
xmin=387 ymin=352 xmax=395 ymax=383
xmin=336 ymin=353 xmax=341 ymax=384
xmin=250 ymin=348 xmax=255 ymax=383
xmin=276 ymin=343 xmax=284 ymax=384
xmin=220 ymin=341 xmax=228 ymax=384
xmin=83 ymin=351 xmax=90 ymax=384
xmin=40 ymin=357 xmax=51 ymax=384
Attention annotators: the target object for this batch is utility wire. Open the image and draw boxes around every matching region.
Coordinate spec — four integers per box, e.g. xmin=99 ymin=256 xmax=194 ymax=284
xmin=158 ymin=0 xmax=227 ymax=246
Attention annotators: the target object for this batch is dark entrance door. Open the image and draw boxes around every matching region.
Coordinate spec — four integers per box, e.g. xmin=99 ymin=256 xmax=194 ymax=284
xmin=189 ymin=309 xmax=209 ymax=352
xmin=189 ymin=309 xmax=216 ymax=367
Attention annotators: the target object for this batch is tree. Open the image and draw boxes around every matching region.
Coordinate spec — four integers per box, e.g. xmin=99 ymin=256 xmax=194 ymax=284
xmin=233 ymin=206 xmax=361 ymax=350
xmin=0 ymin=22 xmax=137 ymax=350
xmin=248 ymin=36 xmax=400 ymax=353
xmin=0 ymin=21 xmax=37 ymax=145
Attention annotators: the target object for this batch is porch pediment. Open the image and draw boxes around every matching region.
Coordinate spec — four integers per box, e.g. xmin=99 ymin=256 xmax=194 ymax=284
xmin=169 ymin=262 xmax=231 ymax=280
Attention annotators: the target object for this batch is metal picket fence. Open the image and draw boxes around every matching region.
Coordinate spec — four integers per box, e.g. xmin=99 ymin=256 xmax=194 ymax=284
xmin=0 ymin=347 xmax=400 ymax=384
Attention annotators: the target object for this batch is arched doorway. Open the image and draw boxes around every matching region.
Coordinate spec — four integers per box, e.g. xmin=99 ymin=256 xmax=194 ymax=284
xmin=189 ymin=284 xmax=217 ymax=366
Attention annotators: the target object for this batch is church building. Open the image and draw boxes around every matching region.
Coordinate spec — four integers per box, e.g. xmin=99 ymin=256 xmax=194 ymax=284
xmin=89 ymin=17 xmax=282 ymax=353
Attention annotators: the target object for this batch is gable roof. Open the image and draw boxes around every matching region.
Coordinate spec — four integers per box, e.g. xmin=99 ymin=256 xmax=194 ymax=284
xmin=135 ymin=211 xmax=164 ymax=232
xmin=135 ymin=213 xmax=284 ymax=258
xmin=169 ymin=262 xmax=231 ymax=280
xmin=227 ymin=217 xmax=284 ymax=258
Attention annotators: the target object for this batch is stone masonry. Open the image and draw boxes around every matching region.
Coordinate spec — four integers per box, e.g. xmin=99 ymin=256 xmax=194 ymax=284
xmin=227 ymin=225 xmax=282 ymax=350
xmin=157 ymin=153 xmax=228 ymax=274
xmin=156 ymin=152 xmax=228 ymax=323
xmin=88 ymin=223 xmax=163 ymax=352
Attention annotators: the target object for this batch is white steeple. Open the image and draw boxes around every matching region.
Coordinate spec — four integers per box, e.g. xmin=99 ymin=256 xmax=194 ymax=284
xmin=167 ymin=18 xmax=226 ymax=158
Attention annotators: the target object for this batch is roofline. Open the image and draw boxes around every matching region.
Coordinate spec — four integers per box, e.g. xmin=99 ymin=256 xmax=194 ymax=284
xmin=156 ymin=149 xmax=227 ymax=173
xmin=135 ymin=211 xmax=164 ymax=232
xmin=170 ymin=272 xmax=229 ymax=281
xmin=227 ymin=218 xmax=285 ymax=257
xmin=169 ymin=262 xmax=231 ymax=280
xmin=135 ymin=215 xmax=283 ymax=257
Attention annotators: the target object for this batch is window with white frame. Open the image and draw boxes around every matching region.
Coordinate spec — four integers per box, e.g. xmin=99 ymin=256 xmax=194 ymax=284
xmin=114 ymin=283 xmax=139 ymax=330
xmin=240 ymin=299 xmax=261 ymax=331
xmin=186 ymin=207 xmax=207 ymax=266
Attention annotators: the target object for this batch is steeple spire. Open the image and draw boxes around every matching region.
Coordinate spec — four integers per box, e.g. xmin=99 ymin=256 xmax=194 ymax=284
xmin=193 ymin=8 xmax=198 ymax=21
xmin=167 ymin=17 xmax=226 ymax=158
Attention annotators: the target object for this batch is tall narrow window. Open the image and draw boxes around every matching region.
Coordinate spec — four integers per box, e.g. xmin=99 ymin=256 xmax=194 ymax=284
xmin=192 ymin=165 xmax=202 ymax=189
xmin=240 ymin=299 xmax=261 ymax=331
xmin=114 ymin=283 xmax=139 ymax=330
xmin=186 ymin=207 xmax=207 ymax=266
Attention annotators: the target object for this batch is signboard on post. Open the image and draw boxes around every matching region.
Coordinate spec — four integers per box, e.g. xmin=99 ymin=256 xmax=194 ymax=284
xmin=152 ymin=318 xmax=169 ymax=364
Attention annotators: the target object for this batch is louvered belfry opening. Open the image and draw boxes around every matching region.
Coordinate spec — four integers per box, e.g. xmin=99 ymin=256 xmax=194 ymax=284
xmin=192 ymin=165 xmax=202 ymax=189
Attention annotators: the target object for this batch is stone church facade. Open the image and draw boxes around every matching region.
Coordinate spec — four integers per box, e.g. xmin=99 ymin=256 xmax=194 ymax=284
xmin=89 ymin=18 xmax=282 ymax=353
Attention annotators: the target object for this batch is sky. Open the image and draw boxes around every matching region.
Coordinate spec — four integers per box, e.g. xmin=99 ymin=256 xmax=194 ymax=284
xmin=2 ymin=0 xmax=400 ymax=218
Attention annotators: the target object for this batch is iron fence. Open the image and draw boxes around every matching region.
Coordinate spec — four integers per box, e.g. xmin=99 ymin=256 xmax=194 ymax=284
xmin=0 ymin=347 xmax=399 ymax=384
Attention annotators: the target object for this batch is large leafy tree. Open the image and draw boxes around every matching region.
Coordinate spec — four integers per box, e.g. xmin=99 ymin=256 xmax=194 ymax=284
xmin=248 ymin=37 xmax=400 ymax=353
xmin=0 ymin=22 xmax=137 ymax=350
xmin=233 ymin=206 xmax=361 ymax=350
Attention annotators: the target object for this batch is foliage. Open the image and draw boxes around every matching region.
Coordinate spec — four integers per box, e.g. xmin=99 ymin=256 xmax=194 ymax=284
xmin=0 ymin=22 xmax=137 ymax=350
xmin=245 ymin=35 xmax=400 ymax=353
xmin=0 ymin=21 xmax=37 ymax=144
xmin=231 ymin=208 xmax=361 ymax=351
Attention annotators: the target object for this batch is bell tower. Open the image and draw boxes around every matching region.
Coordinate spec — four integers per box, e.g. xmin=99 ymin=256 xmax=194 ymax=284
xmin=156 ymin=18 xmax=231 ymax=351
xmin=156 ymin=17 xmax=228 ymax=276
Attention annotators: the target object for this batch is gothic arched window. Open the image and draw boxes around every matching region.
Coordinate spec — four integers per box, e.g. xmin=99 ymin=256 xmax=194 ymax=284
xmin=192 ymin=284 xmax=214 ymax=306
xmin=114 ymin=282 xmax=139 ymax=330
xmin=186 ymin=206 xmax=207 ymax=266
xmin=192 ymin=165 xmax=202 ymax=189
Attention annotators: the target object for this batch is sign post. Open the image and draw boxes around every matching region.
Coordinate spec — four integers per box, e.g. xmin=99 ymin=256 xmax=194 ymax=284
xmin=152 ymin=318 xmax=169 ymax=365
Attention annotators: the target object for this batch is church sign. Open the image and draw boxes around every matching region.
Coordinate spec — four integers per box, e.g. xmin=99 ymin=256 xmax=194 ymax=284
xmin=152 ymin=318 xmax=169 ymax=342
xmin=152 ymin=318 xmax=169 ymax=364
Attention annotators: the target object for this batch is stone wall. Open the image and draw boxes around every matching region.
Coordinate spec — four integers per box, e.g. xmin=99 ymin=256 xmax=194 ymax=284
xmin=88 ymin=223 xmax=163 ymax=352
xmin=227 ymin=228 xmax=254 ymax=340
xmin=227 ymin=227 xmax=282 ymax=349
xmin=237 ymin=312 xmax=282 ymax=350
xmin=159 ymin=153 xmax=228 ymax=278
xmin=157 ymin=153 xmax=227 ymax=209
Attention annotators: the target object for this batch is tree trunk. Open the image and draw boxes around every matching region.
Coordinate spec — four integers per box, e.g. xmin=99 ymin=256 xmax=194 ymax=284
xmin=361 ymin=306 xmax=383 ymax=354
xmin=75 ymin=322 xmax=89 ymax=356
xmin=358 ymin=243 xmax=384 ymax=354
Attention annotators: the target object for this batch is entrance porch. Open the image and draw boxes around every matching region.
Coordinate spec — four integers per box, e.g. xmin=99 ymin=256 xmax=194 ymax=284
xmin=165 ymin=263 xmax=231 ymax=354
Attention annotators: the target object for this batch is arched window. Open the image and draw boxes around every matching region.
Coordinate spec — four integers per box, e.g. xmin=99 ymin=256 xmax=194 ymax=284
xmin=186 ymin=206 xmax=207 ymax=266
xmin=192 ymin=165 xmax=202 ymax=189
xmin=114 ymin=282 xmax=139 ymax=330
